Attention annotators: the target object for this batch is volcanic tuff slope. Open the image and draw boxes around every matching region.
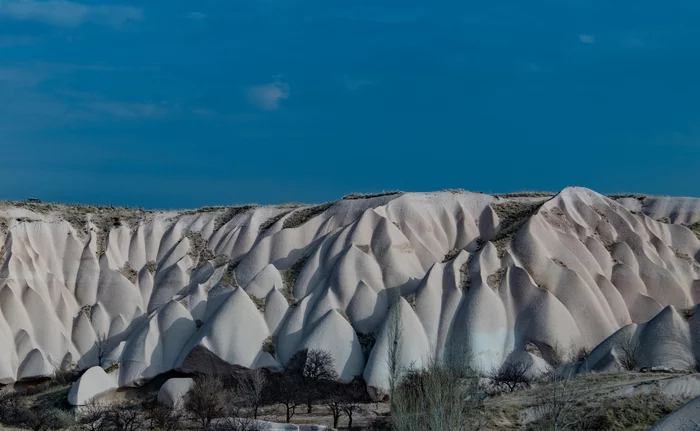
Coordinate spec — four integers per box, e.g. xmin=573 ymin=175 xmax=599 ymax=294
xmin=1 ymin=188 xmax=700 ymax=399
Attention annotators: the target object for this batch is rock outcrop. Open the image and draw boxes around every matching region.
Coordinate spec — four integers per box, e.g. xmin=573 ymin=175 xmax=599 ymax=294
xmin=0 ymin=188 xmax=698 ymax=396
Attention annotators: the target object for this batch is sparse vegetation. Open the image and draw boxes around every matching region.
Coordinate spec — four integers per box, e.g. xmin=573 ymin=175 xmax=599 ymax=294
xmin=404 ymin=293 xmax=416 ymax=309
xmin=594 ymin=208 xmax=609 ymax=222
xmin=607 ymin=194 xmax=648 ymax=202
xmin=258 ymin=210 xmax=293 ymax=233
xmin=552 ymin=258 xmax=568 ymax=268
xmin=221 ymin=261 xmax=239 ymax=288
xmin=214 ymin=205 xmax=258 ymax=231
xmin=357 ymin=332 xmax=376 ymax=360
xmin=356 ymin=244 xmax=371 ymax=254
xmin=493 ymin=237 xmax=509 ymax=258
xmin=263 ymin=335 xmax=276 ymax=356
xmin=487 ymin=268 xmax=506 ymax=289
xmin=249 ymin=294 xmax=265 ymax=311
xmin=494 ymin=191 xmax=554 ymax=198
xmin=186 ymin=231 xmax=215 ymax=265
xmin=281 ymin=253 xmax=309 ymax=307
xmin=442 ymin=248 xmax=460 ymax=262
xmin=282 ymin=202 xmax=334 ymax=229
xmin=342 ymin=191 xmax=403 ymax=200
xmin=686 ymin=222 xmax=700 ymax=240
xmin=459 ymin=260 xmax=471 ymax=290
xmin=490 ymin=200 xmax=546 ymax=248
xmin=144 ymin=260 xmax=158 ymax=274
xmin=674 ymin=248 xmax=693 ymax=262
xmin=119 ymin=262 xmax=138 ymax=283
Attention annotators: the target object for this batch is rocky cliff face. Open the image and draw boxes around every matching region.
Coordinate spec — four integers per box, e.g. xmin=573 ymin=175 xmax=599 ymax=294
xmin=1 ymin=188 xmax=699 ymax=396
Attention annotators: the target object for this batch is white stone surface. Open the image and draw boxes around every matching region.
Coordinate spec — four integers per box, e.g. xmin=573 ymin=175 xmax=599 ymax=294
xmin=157 ymin=377 xmax=194 ymax=408
xmin=67 ymin=366 xmax=118 ymax=406
xmin=0 ymin=188 xmax=698 ymax=399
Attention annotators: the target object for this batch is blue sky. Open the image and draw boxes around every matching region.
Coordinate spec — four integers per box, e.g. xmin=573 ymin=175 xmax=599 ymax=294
xmin=1 ymin=0 xmax=699 ymax=208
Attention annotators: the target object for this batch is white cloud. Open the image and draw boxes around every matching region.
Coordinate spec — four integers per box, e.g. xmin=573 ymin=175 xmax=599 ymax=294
xmin=247 ymin=80 xmax=289 ymax=111
xmin=186 ymin=12 xmax=207 ymax=21
xmin=0 ymin=0 xmax=142 ymax=28
xmin=578 ymin=34 xmax=596 ymax=44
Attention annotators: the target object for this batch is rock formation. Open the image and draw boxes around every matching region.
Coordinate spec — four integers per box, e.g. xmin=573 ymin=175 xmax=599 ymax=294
xmin=0 ymin=188 xmax=698 ymax=398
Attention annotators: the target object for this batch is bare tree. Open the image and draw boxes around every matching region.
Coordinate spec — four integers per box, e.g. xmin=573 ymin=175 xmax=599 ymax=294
xmin=489 ymin=358 xmax=532 ymax=393
xmin=238 ymin=368 xmax=267 ymax=419
xmin=185 ymin=375 xmax=227 ymax=429
xmin=324 ymin=386 xmax=344 ymax=429
xmin=618 ymin=336 xmax=641 ymax=371
xmin=286 ymin=348 xmax=338 ymax=414
xmin=274 ymin=372 xmax=302 ymax=423
xmin=340 ymin=381 xmax=367 ymax=429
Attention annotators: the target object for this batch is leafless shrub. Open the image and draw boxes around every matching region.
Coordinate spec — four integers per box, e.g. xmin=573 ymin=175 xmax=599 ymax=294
xmin=76 ymin=399 xmax=108 ymax=431
xmin=95 ymin=332 xmax=108 ymax=367
xmin=532 ymin=372 xmax=593 ymax=431
xmin=390 ymin=300 xmax=483 ymax=431
xmin=184 ymin=375 xmax=227 ymax=428
xmin=489 ymin=358 xmax=532 ymax=393
xmin=617 ymin=336 xmax=641 ymax=371
xmin=143 ymin=397 xmax=184 ymax=431
xmin=101 ymin=401 xmax=146 ymax=431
